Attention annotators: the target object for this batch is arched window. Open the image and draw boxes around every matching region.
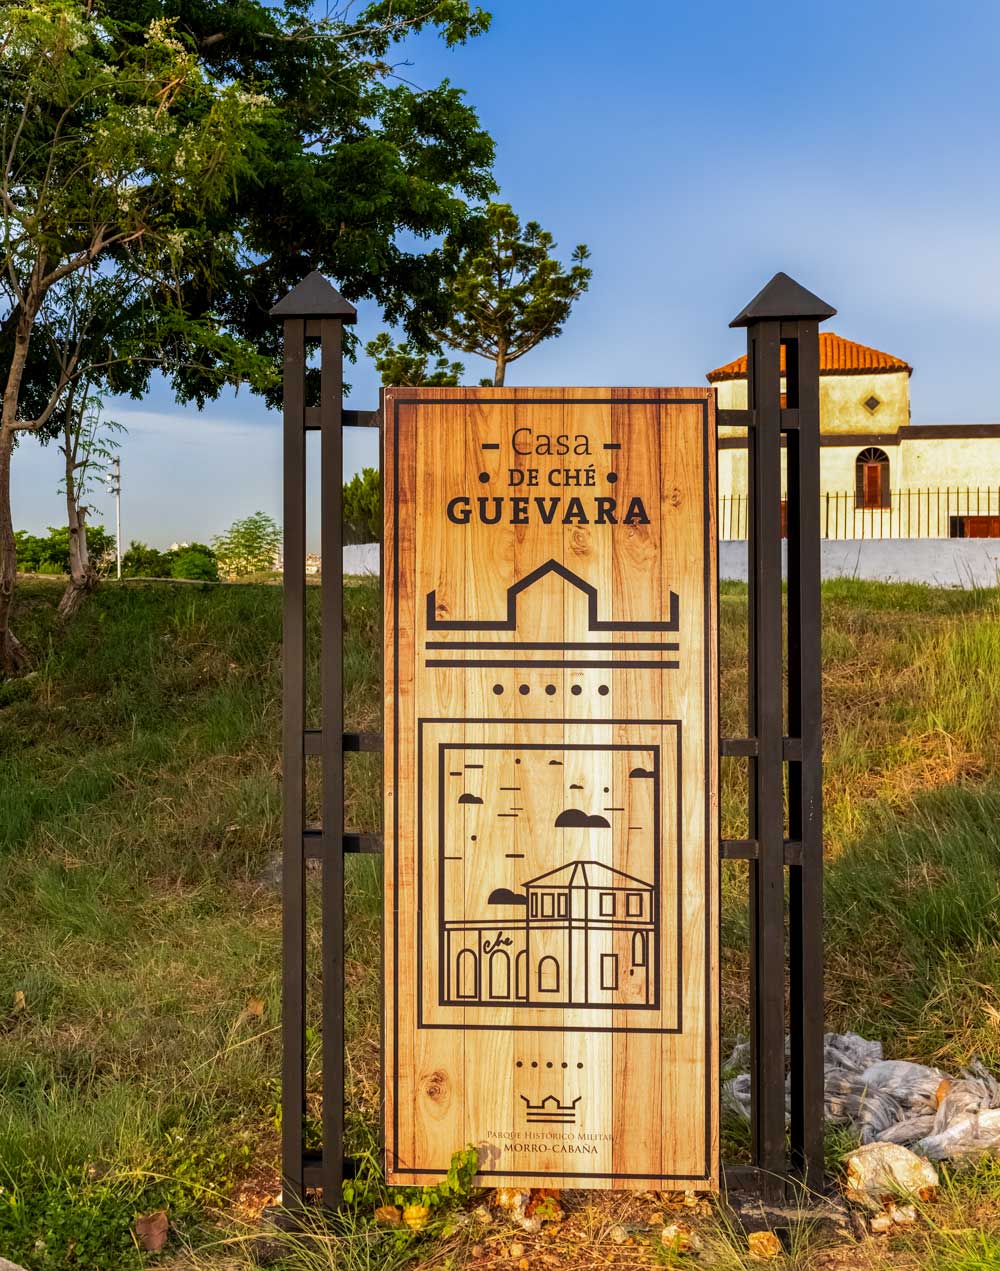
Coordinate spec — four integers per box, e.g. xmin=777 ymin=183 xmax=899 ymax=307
xmin=515 ymin=950 xmax=528 ymax=1000
xmin=456 ymin=949 xmax=478 ymax=999
xmin=856 ymin=447 xmax=890 ymax=510
xmin=632 ymin=930 xmax=647 ymax=968
xmin=538 ymin=955 xmax=560 ymax=994
xmin=489 ymin=949 xmax=510 ymax=999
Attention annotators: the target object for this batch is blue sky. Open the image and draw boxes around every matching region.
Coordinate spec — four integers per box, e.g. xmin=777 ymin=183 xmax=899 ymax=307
xmin=14 ymin=0 xmax=1000 ymax=548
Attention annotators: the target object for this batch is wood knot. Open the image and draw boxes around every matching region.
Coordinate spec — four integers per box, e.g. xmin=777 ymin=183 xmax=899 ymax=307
xmin=420 ymin=1068 xmax=451 ymax=1108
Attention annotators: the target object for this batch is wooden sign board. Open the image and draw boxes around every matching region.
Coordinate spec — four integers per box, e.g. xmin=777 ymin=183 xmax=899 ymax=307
xmin=384 ymin=388 xmax=718 ymax=1190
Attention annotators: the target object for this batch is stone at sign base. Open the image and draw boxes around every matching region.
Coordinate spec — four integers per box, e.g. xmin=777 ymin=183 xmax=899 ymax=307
xmin=0 ymin=1258 xmax=29 ymax=1271
xmin=661 ymin=1223 xmax=703 ymax=1253
xmin=843 ymin=1142 xmax=939 ymax=1210
xmin=747 ymin=1230 xmax=783 ymax=1259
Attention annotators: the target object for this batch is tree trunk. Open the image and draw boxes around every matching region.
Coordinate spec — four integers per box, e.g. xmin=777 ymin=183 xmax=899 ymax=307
xmin=0 ymin=426 xmax=28 ymax=675
xmin=0 ymin=266 xmax=48 ymax=674
xmin=57 ymin=398 xmax=99 ymax=622
xmin=57 ymin=480 xmax=98 ymax=623
xmin=493 ymin=346 xmax=507 ymax=387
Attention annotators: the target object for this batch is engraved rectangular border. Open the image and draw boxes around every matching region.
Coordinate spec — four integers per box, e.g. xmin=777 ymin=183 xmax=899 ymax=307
xmin=416 ymin=725 xmax=681 ymax=1029
xmin=388 ymin=393 xmax=716 ymax=1184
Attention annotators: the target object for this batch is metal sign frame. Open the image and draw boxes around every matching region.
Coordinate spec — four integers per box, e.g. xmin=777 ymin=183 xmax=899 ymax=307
xmin=273 ymin=270 xmax=833 ymax=1205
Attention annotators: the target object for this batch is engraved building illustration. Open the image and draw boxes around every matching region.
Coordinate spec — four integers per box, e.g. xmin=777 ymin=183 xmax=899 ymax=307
xmin=443 ymin=860 xmax=656 ymax=1009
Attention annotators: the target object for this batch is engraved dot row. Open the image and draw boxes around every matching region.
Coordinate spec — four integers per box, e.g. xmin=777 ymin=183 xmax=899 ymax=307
xmin=516 ymin=1060 xmax=584 ymax=1069
xmin=492 ymin=684 xmax=610 ymax=697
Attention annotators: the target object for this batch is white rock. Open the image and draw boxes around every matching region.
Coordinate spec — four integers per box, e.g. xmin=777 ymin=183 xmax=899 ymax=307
xmin=661 ymin=1223 xmax=703 ymax=1252
xmin=843 ymin=1142 xmax=938 ymax=1210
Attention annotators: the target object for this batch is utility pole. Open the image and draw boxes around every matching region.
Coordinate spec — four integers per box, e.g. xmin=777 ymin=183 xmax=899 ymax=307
xmin=107 ymin=456 xmax=121 ymax=579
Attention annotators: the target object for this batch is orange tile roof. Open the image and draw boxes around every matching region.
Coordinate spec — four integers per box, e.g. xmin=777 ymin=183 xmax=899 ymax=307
xmin=707 ymin=332 xmax=912 ymax=381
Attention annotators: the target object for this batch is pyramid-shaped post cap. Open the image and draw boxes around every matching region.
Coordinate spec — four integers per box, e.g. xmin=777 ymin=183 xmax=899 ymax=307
xmin=270 ymin=271 xmax=357 ymax=323
xmin=730 ymin=272 xmax=836 ymax=328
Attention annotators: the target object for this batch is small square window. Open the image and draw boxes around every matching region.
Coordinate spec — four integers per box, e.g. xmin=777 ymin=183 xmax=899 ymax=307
xmin=541 ymin=893 xmax=554 ymax=918
xmin=600 ymin=953 xmax=619 ymax=991
xmin=626 ymin=892 xmax=643 ymax=917
xmin=599 ymin=892 xmax=616 ymax=917
xmin=862 ymin=394 xmax=882 ymax=414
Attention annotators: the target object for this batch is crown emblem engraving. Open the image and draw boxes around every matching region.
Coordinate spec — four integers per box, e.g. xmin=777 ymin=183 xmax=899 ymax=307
xmin=520 ymin=1093 xmax=582 ymax=1124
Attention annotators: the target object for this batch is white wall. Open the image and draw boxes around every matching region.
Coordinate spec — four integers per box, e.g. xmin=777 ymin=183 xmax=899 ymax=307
xmin=719 ymin=539 xmax=1000 ymax=587
xmin=347 ymin=540 xmax=1000 ymax=587
xmin=344 ymin=543 xmax=380 ymax=575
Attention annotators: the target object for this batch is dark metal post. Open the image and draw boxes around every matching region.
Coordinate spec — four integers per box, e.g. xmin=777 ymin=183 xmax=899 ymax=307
xmin=730 ymin=273 xmax=834 ymax=1196
xmin=278 ymin=311 xmax=307 ymax=1206
xmin=273 ymin=272 xmax=357 ymax=1207
xmin=747 ymin=315 xmax=785 ymax=1197
xmin=785 ymin=316 xmax=825 ymax=1191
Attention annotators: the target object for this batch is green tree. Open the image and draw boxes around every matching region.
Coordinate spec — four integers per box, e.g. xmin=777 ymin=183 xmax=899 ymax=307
xmin=1 ymin=0 xmax=496 ymax=673
xmin=343 ymin=468 xmax=382 ymax=543
xmin=15 ymin=525 xmax=113 ymax=574
xmin=434 ymin=202 xmax=592 ymax=386
xmin=365 ymin=333 xmax=464 ymax=387
xmin=0 ymin=1 xmax=272 ymax=671
xmin=213 ymin=512 xmax=281 ymax=578
xmin=55 ymin=386 xmax=124 ymax=619
xmin=121 ymin=541 xmax=174 ymax=578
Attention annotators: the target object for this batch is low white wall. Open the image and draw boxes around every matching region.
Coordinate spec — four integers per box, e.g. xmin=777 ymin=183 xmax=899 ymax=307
xmin=347 ymin=539 xmax=1000 ymax=588
xmin=720 ymin=539 xmax=1000 ymax=587
xmin=343 ymin=542 xmax=380 ymax=575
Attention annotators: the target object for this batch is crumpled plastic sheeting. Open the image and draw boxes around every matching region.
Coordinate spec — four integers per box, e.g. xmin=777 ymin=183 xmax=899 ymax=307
xmin=722 ymin=1032 xmax=1000 ymax=1162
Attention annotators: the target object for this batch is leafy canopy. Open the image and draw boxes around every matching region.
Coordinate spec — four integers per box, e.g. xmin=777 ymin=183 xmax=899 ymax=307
xmin=1 ymin=0 xmax=498 ymax=425
xmin=0 ymin=0 xmax=275 ymax=431
xmin=365 ymin=334 xmax=464 ymax=387
xmin=343 ymin=467 xmax=382 ymax=544
xmin=88 ymin=0 xmax=498 ymax=407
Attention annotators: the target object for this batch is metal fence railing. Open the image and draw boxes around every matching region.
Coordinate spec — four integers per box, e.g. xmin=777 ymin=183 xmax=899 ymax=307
xmin=719 ymin=487 xmax=1000 ymax=540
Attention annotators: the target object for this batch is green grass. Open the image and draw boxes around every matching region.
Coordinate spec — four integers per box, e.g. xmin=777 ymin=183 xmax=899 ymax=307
xmin=3 ymin=575 xmax=1000 ymax=1269
xmin=0 ymin=579 xmax=382 ymax=1268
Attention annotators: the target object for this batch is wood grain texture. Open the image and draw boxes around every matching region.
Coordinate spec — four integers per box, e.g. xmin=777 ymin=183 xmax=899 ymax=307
xmin=385 ymin=388 xmax=718 ymax=1189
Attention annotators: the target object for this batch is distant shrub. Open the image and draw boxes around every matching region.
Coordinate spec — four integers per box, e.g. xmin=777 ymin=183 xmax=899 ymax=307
xmin=121 ymin=541 xmax=174 ymax=578
xmin=343 ymin=467 xmax=381 ymax=544
xmin=213 ymin=512 xmax=280 ymax=578
xmin=171 ymin=544 xmax=219 ymax=582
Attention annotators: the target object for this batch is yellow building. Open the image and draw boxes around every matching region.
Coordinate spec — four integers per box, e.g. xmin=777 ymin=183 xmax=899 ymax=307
xmin=707 ymin=333 xmax=1000 ymax=538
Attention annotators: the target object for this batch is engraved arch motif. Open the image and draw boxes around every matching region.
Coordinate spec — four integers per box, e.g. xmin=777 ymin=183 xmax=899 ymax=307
xmin=456 ymin=948 xmax=478 ymax=999
xmin=489 ymin=949 xmax=511 ymax=999
xmin=538 ymin=955 xmax=561 ymax=994
xmin=426 ymin=558 xmax=679 ymax=634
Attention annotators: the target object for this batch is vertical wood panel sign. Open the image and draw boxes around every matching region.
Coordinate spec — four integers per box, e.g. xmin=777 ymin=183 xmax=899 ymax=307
xmin=384 ymin=388 xmax=719 ymax=1189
